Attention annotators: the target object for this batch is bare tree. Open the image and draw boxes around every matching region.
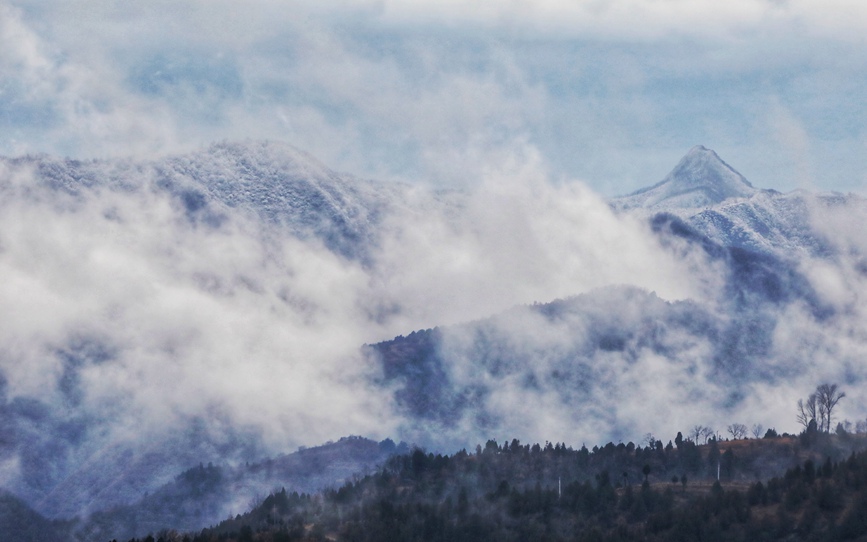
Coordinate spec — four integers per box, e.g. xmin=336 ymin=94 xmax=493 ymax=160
xmin=797 ymin=393 xmax=819 ymax=431
xmin=727 ymin=423 xmax=748 ymax=440
xmin=751 ymin=424 xmax=764 ymax=439
xmin=690 ymin=425 xmax=704 ymax=443
xmin=700 ymin=426 xmax=716 ymax=444
xmin=815 ymin=383 xmax=845 ymax=433
xmin=797 ymin=384 xmax=846 ymax=433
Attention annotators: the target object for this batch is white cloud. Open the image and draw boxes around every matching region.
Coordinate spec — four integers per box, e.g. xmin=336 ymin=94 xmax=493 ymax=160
xmin=0 ymin=166 xmax=395 ymax=456
xmin=334 ymin=0 xmax=867 ymax=42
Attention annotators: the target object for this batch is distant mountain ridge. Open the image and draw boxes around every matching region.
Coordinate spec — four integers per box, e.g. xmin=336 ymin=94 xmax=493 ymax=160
xmin=154 ymin=141 xmax=407 ymax=261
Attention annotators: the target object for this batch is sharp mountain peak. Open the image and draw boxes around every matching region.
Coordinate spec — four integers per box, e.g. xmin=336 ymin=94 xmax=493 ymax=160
xmin=612 ymin=145 xmax=759 ymax=211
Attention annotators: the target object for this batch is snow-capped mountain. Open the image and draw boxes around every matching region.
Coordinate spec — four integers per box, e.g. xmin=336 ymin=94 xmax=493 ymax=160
xmin=612 ymin=145 xmax=761 ymax=211
xmin=0 ymin=141 xmax=466 ymax=529
xmin=611 ymin=145 xmax=860 ymax=258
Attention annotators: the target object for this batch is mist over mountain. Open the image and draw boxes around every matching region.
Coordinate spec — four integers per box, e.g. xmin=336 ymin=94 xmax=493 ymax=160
xmin=371 ymin=144 xmax=867 ymax=450
xmin=1 ymin=141 xmax=867 ymax=539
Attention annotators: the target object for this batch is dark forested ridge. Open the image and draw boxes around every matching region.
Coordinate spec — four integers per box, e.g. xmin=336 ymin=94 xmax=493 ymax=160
xmin=0 ymin=490 xmax=71 ymax=542
xmin=116 ymin=430 xmax=867 ymax=542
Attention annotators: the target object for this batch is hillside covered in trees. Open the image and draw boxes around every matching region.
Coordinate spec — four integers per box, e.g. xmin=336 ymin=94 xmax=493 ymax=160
xmin=115 ymin=426 xmax=867 ymax=542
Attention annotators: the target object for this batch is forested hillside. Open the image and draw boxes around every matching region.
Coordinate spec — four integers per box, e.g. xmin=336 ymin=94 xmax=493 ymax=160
xmin=117 ymin=429 xmax=867 ymax=542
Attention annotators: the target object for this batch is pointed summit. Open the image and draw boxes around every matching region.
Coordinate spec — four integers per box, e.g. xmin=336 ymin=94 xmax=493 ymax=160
xmin=612 ymin=146 xmax=758 ymax=210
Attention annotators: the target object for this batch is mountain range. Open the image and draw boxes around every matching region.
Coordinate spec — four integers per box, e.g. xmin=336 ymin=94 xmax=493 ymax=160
xmin=1 ymin=141 xmax=866 ymax=540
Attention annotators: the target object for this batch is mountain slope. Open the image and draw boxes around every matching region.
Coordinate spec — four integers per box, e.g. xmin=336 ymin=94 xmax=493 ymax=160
xmin=0 ymin=491 xmax=68 ymax=542
xmin=148 ymin=433 xmax=867 ymax=542
xmin=367 ymin=260 xmax=822 ymax=450
xmin=154 ymin=141 xmax=412 ymax=262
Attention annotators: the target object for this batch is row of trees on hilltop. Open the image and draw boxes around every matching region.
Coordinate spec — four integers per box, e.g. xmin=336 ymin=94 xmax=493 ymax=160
xmin=710 ymin=382 xmax=865 ymax=445
xmin=119 ymin=432 xmax=867 ymax=542
xmin=663 ymin=423 xmax=773 ymax=445
xmin=675 ymin=383 xmax=854 ymax=446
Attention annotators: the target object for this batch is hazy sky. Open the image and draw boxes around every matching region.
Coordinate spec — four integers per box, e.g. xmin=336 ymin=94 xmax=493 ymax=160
xmin=2 ymin=0 xmax=867 ymax=195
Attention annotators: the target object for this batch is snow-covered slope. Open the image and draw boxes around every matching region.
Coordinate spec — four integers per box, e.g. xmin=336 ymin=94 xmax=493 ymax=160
xmin=0 ymin=141 xmax=473 ymax=527
xmin=2 ymin=140 xmax=443 ymax=263
xmin=683 ymin=190 xmax=851 ymax=257
xmin=154 ymin=141 xmax=412 ymax=261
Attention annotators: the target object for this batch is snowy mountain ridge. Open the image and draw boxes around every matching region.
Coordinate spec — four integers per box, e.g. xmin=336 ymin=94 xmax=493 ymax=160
xmin=1 ymin=140 xmax=453 ymax=263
